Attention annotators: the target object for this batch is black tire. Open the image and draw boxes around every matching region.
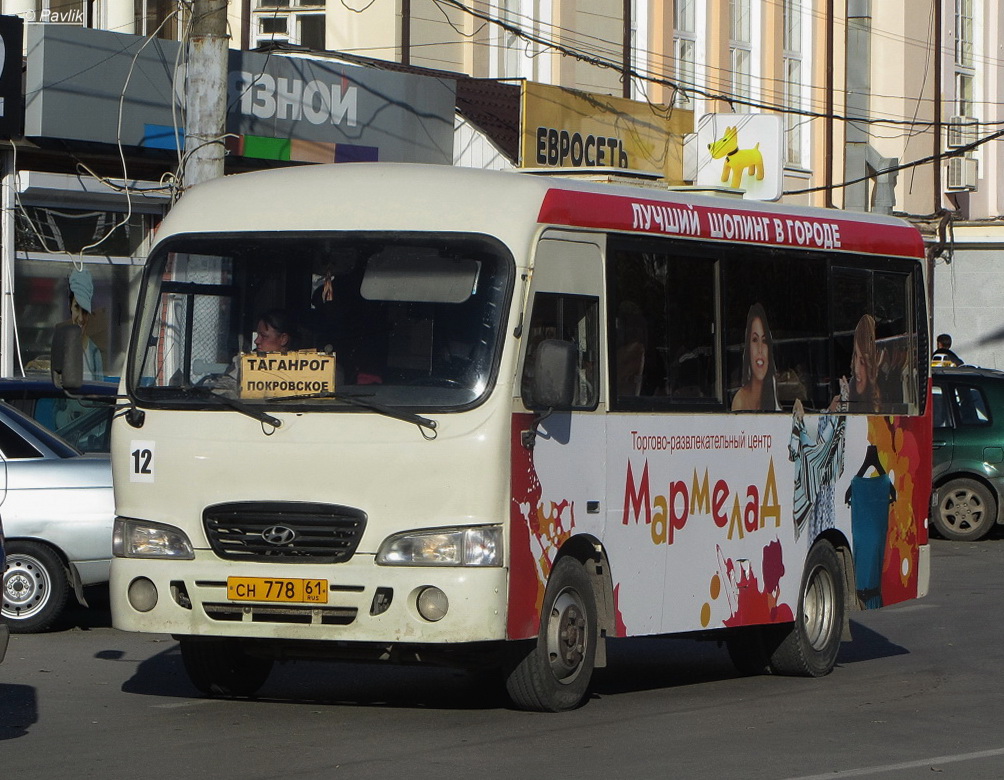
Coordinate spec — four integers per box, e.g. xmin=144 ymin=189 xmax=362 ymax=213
xmin=180 ymin=637 xmax=274 ymax=697
xmin=768 ymin=540 xmax=845 ymax=677
xmin=505 ymin=556 xmax=598 ymax=712
xmin=2 ymin=541 xmax=70 ymax=633
xmin=934 ymin=478 xmax=997 ymax=541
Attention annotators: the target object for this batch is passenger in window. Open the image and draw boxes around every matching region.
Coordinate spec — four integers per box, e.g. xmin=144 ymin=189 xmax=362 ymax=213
xmin=732 ymin=303 xmax=779 ymax=411
xmin=213 ymin=309 xmax=298 ymax=394
xmin=616 ymin=301 xmax=647 ymax=396
xmin=847 ymin=314 xmax=882 ymax=414
xmin=253 ymin=309 xmax=296 ymax=352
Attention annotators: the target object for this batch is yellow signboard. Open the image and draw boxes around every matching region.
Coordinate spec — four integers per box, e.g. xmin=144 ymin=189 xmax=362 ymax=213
xmin=519 ymin=82 xmax=693 ymax=182
xmin=238 ymin=350 xmax=336 ymax=399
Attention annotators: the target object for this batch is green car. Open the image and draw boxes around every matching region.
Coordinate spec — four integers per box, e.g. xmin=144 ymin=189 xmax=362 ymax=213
xmin=932 ymin=366 xmax=1004 ymax=540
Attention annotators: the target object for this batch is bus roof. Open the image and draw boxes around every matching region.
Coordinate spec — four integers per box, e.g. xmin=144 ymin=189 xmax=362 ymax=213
xmin=159 ymin=163 xmax=926 ymax=260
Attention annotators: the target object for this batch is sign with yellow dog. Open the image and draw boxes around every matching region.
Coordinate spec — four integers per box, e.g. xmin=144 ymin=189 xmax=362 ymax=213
xmin=695 ymin=114 xmax=783 ymax=201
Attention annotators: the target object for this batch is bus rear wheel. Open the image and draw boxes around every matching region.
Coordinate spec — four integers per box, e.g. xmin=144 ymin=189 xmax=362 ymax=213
xmin=505 ymin=557 xmax=597 ymax=712
xmin=180 ymin=637 xmax=274 ymax=697
xmin=768 ymin=539 xmax=845 ymax=677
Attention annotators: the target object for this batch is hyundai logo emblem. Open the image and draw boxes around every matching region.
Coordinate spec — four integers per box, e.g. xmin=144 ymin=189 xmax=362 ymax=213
xmin=262 ymin=525 xmax=297 ymax=546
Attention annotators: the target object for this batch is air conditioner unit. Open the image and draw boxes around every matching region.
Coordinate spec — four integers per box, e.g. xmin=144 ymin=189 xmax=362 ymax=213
xmin=947 ymin=116 xmax=979 ymax=148
xmin=946 ymin=156 xmax=978 ymax=190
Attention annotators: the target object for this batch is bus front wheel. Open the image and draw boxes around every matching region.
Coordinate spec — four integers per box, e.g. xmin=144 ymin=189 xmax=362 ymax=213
xmin=768 ymin=539 xmax=845 ymax=677
xmin=505 ymin=556 xmax=598 ymax=712
xmin=180 ymin=636 xmax=274 ymax=697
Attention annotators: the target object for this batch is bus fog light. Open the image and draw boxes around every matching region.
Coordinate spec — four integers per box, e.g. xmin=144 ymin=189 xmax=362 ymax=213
xmin=128 ymin=577 xmax=158 ymax=612
xmin=416 ymin=587 xmax=448 ymax=622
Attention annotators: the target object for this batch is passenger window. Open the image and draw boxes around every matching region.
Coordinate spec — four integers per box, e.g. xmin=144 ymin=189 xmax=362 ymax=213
xmin=953 ymin=385 xmax=990 ymax=426
xmin=520 ymin=293 xmax=599 ymax=410
xmin=932 ymin=386 xmax=950 ymax=429
xmin=0 ymin=421 xmax=43 ymax=459
xmin=607 ymin=240 xmax=718 ymax=409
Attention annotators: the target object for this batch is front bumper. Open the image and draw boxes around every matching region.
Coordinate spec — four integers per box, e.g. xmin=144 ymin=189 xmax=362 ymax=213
xmin=110 ymin=552 xmax=509 ymax=645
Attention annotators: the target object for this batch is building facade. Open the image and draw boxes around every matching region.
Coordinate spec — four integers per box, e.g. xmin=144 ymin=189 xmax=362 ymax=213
xmin=2 ymin=0 xmax=1003 ymax=369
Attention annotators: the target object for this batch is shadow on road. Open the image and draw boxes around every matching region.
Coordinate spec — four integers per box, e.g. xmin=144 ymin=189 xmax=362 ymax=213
xmin=0 ymin=684 xmax=38 ymax=740
xmin=114 ymin=617 xmax=909 ymax=711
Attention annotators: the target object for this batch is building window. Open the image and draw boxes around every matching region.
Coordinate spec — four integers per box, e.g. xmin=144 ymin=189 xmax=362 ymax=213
xmin=499 ymin=0 xmax=521 ymax=78
xmin=956 ymin=0 xmax=973 ymax=69
xmin=730 ymin=0 xmax=752 ymax=101
xmin=782 ymin=0 xmax=803 ymax=166
xmin=674 ymin=0 xmax=697 ymax=107
xmin=134 ymin=0 xmax=181 ymax=39
xmin=254 ymin=0 xmax=325 ymax=50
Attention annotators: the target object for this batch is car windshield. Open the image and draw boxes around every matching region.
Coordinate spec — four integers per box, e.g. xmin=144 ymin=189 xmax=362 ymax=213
xmin=129 ymin=233 xmax=513 ymax=411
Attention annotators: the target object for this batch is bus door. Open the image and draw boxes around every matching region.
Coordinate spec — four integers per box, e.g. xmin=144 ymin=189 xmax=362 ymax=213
xmin=513 ymin=232 xmax=606 ymax=585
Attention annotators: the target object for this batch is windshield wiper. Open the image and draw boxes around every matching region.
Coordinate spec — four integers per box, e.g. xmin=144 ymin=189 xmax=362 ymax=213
xmin=272 ymin=390 xmax=437 ymax=436
xmin=180 ymin=386 xmax=282 ymax=428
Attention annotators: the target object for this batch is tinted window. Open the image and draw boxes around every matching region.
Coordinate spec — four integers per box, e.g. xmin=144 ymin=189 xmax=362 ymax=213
xmin=953 ymin=385 xmax=991 ymax=426
xmin=0 ymin=419 xmax=42 ymax=459
xmin=607 ymin=239 xmax=718 ymax=409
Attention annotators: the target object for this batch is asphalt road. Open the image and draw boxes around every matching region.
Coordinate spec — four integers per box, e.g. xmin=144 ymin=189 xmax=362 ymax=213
xmin=2 ymin=534 xmax=1003 ymax=780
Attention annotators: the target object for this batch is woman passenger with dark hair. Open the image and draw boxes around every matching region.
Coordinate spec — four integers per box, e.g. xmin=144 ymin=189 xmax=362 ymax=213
xmin=732 ymin=302 xmax=780 ymax=411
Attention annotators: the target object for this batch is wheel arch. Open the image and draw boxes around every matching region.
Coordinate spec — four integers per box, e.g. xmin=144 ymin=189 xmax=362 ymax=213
xmin=2 ymin=537 xmax=84 ymax=605
xmin=553 ymin=534 xmax=615 ymax=667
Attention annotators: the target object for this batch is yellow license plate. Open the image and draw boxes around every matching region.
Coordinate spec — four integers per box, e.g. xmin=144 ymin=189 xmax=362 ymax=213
xmin=227 ymin=577 xmax=329 ymax=604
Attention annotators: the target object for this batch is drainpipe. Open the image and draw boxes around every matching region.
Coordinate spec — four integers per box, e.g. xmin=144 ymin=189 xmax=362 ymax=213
xmin=844 ymin=0 xmax=870 ymax=212
xmin=402 ymin=0 xmax=411 ymax=66
xmin=825 ymin=0 xmax=835 ymax=208
xmin=933 ymin=0 xmax=942 ymax=211
xmin=623 ymin=0 xmax=632 ymax=98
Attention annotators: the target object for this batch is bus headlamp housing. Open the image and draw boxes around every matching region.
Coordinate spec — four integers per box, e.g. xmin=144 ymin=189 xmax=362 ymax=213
xmin=377 ymin=525 xmax=503 ymax=566
xmin=113 ymin=517 xmax=195 ymax=559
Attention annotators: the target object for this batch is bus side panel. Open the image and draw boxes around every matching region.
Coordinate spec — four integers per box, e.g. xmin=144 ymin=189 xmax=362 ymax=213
xmin=513 ymin=407 xmax=931 ymax=640
xmin=507 ymin=411 xmax=611 ymax=640
xmin=869 ymin=410 xmax=932 ymax=607
xmin=611 ymin=411 xmax=930 ymax=630
xmin=508 ymin=413 xmax=545 ymax=640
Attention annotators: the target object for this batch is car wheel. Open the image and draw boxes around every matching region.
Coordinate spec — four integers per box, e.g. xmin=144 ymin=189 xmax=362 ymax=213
xmin=934 ymin=478 xmax=997 ymax=541
xmin=180 ymin=636 xmax=274 ymax=697
xmin=504 ymin=556 xmax=598 ymax=712
xmin=2 ymin=541 xmax=70 ymax=633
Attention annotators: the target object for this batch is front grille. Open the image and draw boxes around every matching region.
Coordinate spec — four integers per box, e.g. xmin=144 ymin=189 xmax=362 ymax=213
xmin=203 ymin=602 xmax=358 ymax=625
xmin=204 ymin=501 xmax=366 ymax=563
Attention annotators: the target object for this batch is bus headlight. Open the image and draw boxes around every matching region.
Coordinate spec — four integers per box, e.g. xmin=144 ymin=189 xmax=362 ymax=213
xmin=113 ymin=517 xmax=195 ymax=559
xmin=376 ymin=525 xmax=502 ymax=566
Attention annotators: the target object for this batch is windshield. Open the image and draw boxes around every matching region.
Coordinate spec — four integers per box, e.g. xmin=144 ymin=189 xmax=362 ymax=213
xmin=129 ymin=233 xmax=513 ymax=410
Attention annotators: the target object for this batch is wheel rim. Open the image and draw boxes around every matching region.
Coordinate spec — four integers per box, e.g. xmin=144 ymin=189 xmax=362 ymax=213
xmin=802 ymin=563 xmax=836 ymax=651
xmin=545 ymin=587 xmax=588 ymax=684
xmin=940 ymin=488 xmax=989 ymax=535
xmin=3 ymin=553 xmax=53 ymax=619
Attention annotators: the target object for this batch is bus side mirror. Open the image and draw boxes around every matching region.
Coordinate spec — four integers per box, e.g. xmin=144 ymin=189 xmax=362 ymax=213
xmin=529 ymin=339 xmax=577 ymax=411
xmin=522 ymin=339 xmax=577 ymax=450
xmin=51 ymin=322 xmax=84 ymax=392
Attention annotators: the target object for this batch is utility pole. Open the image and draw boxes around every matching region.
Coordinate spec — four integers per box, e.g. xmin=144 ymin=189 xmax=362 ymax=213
xmin=184 ymin=0 xmax=230 ymax=189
